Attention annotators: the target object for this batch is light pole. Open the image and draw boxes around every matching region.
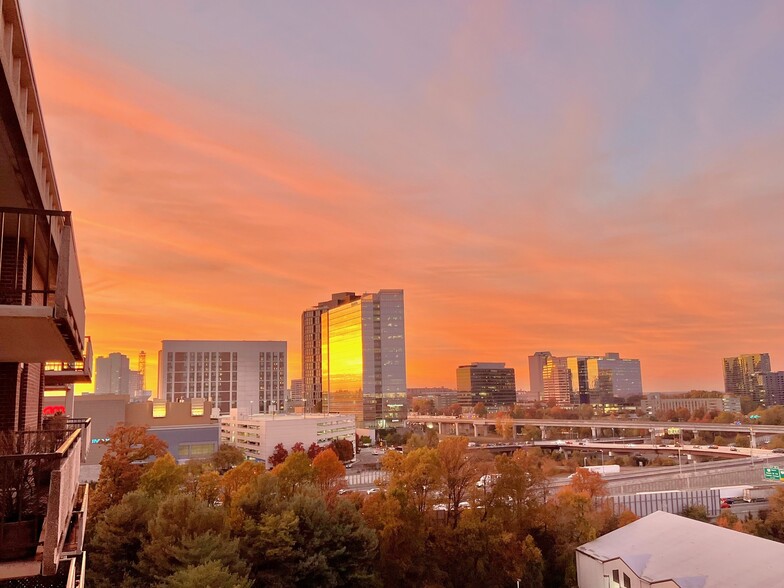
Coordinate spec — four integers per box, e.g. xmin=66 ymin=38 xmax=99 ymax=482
xmin=677 ymin=446 xmax=683 ymax=476
xmin=750 ymin=414 xmax=761 ymax=464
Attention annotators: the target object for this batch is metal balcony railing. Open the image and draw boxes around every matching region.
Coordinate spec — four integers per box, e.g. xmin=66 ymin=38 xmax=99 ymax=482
xmin=0 ymin=208 xmax=86 ymax=362
xmin=44 ymin=338 xmax=93 ymax=386
xmin=0 ymin=420 xmax=89 ymax=578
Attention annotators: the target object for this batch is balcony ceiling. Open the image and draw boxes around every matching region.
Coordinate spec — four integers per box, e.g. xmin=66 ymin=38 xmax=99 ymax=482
xmin=0 ymin=305 xmax=75 ymax=362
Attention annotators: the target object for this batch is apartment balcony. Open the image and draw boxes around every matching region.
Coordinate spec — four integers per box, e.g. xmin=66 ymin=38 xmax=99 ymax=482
xmin=0 ymin=422 xmax=89 ymax=584
xmin=44 ymin=339 xmax=93 ymax=387
xmin=0 ymin=208 xmax=86 ymax=364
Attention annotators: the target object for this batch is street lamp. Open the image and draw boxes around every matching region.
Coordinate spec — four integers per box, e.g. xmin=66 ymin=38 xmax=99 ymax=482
xmin=750 ymin=414 xmax=761 ymax=464
xmin=677 ymin=446 xmax=683 ymax=476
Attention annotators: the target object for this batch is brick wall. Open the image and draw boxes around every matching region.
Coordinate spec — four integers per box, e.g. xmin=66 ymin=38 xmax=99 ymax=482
xmin=0 ymin=237 xmax=26 ymax=304
xmin=0 ymin=363 xmax=22 ymax=431
xmin=0 ymin=237 xmax=46 ymax=431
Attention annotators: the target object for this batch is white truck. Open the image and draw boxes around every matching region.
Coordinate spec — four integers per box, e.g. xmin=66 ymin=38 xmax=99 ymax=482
xmin=710 ymin=485 xmax=753 ymax=501
xmin=743 ymin=485 xmax=778 ymax=503
xmin=568 ymin=465 xmax=621 ymax=478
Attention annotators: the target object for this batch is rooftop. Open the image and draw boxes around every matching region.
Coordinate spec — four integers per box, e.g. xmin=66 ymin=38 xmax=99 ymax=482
xmin=577 ymin=510 xmax=784 ymax=587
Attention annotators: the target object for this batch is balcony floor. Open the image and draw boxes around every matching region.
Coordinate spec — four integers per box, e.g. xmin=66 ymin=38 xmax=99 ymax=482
xmin=0 ymin=306 xmax=75 ymax=362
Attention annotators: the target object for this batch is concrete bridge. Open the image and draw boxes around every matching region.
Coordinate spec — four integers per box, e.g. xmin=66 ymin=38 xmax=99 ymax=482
xmin=407 ymin=415 xmax=781 ymax=447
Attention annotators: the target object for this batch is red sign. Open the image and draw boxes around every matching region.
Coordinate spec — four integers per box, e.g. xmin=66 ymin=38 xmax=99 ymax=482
xmin=43 ymin=406 xmax=65 ymax=416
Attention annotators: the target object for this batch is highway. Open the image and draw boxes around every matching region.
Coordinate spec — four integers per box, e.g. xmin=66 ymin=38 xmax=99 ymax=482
xmin=408 ymin=414 xmax=784 ymax=435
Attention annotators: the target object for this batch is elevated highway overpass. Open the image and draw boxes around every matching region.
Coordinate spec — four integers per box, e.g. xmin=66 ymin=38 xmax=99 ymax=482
xmin=408 ymin=415 xmax=783 ymax=446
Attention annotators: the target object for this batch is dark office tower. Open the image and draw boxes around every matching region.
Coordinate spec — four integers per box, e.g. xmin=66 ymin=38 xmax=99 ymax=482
xmin=456 ymin=362 xmax=516 ymax=407
xmin=755 ymin=372 xmax=784 ymax=406
xmin=723 ymin=354 xmax=771 ymax=399
xmin=302 ymin=292 xmax=360 ymax=411
xmin=0 ymin=1 xmax=91 ymax=580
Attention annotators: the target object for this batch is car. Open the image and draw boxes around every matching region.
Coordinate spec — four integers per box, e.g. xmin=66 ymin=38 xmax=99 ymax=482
xmin=772 ymin=449 xmax=784 ymax=454
xmin=721 ymin=501 xmax=731 ymax=509
xmin=366 ymin=488 xmax=380 ymax=495
xmin=708 ymin=445 xmax=719 ymax=449
xmin=729 ymin=447 xmax=738 ymax=452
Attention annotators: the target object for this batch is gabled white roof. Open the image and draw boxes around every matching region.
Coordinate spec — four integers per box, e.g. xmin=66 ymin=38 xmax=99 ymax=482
xmin=577 ymin=510 xmax=784 ymax=587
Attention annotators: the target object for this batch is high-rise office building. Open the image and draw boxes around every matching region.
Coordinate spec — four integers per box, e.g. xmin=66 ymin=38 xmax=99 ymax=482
xmin=723 ymin=354 xmax=771 ymax=399
xmin=585 ymin=353 xmax=643 ymax=400
xmin=528 ymin=351 xmax=551 ymax=401
xmin=535 ymin=351 xmax=643 ymax=405
xmin=320 ymin=289 xmax=407 ymax=430
xmin=302 ymin=292 xmax=360 ymax=411
xmin=541 ymin=356 xmax=572 ymax=405
xmin=756 ymin=372 xmax=784 ymax=406
xmin=95 ymin=352 xmax=131 ymax=394
xmin=456 ymin=362 xmax=516 ymax=407
xmin=158 ymin=340 xmax=287 ymax=415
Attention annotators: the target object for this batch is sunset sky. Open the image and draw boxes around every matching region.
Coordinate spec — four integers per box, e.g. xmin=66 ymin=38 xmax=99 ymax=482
xmin=20 ymin=1 xmax=784 ymax=394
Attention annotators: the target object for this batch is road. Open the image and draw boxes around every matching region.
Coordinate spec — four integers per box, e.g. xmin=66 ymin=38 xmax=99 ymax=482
xmin=408 ymin=414 xmax=784 ymax=436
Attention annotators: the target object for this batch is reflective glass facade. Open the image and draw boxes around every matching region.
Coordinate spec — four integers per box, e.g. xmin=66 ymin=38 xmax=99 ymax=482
xmin=321 ymin=290 xmax=407 ymax=429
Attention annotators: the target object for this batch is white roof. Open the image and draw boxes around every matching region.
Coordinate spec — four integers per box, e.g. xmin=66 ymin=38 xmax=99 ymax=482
xmin=577 ymin=510 xmax=784 ymax=587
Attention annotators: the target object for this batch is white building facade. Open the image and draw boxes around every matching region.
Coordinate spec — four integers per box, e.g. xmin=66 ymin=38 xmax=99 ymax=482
xmin=220 ymin=411 xmax=356 ymax=466
xmin=158 ymin=340 xmax=286 ymax=415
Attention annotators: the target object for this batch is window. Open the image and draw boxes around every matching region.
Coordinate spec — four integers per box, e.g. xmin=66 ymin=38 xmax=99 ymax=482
xmin=152 ymin=401 xmax=167 ymax=418
xmin=611 ymin=570 xmax=620 ymax=588
xmin=623 ymin=573 xmax=631 ymax=588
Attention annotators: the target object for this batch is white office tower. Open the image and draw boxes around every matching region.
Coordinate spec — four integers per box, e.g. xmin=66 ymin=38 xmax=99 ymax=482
xmin=158 ymin=340 xmax=287 ymax=415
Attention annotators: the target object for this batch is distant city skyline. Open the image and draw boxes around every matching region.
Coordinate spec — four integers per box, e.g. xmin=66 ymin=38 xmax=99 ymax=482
xmin=20 ymin=2 xmax=784 ymax=394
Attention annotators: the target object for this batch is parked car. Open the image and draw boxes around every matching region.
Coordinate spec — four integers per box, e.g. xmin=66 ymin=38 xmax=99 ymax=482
xmin=772 ymin=448 xmax=784 ymax=454
xmin=708 ymin=445 xmax=719 ymax=449
xmin=729 ymin=447 xmax=738 ymax=452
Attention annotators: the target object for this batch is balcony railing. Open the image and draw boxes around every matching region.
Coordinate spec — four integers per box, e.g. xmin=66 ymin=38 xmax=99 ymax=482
xmin=0 ymin=421 xmax=88 ymax=580
xmin=0 ymin=207 xmax=86 ymax=363
xmin=44 ymin=338 xmax=93 ymax=386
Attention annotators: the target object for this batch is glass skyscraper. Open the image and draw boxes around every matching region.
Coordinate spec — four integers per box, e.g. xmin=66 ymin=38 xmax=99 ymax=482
xmin=320 ymin=290 xmax=407 ymax=429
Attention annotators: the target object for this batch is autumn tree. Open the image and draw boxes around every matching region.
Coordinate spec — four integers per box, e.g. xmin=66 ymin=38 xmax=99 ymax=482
xmin=567 ymin=468 xmax=608 ymax=499
xmin=220 ymin=461 xmax=265 ymax=506
xmin=91 ymin=424 xmax=168 ymax=516
xmin=211 ymin=443 xmax=246 ymax=472
xmin=312 ymin=449 xmax=346 ymax=494
xmin=271 ymin=451 xmax=314 ymax=496
xmin=307 ymin=442 xmax=323 ymax=459
xmin=268 ymin=443 xmax=289 ymax=467
xmin=473 ymin=401 xmax=488 ymax=418
xmin=291 ymin=441 xmax=306 ymax=454
xmin=138 ymin=453 xmax=185 ymax=497
xmin=329 ymin=438 xmax=355 ymax=461
xmin=495 ymin=411 xmax=514 ymax=440
xmin=446 ymin=403 xmax=463 ymax=417
xmin=437 ymin=437 xmax=479 ymax=527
